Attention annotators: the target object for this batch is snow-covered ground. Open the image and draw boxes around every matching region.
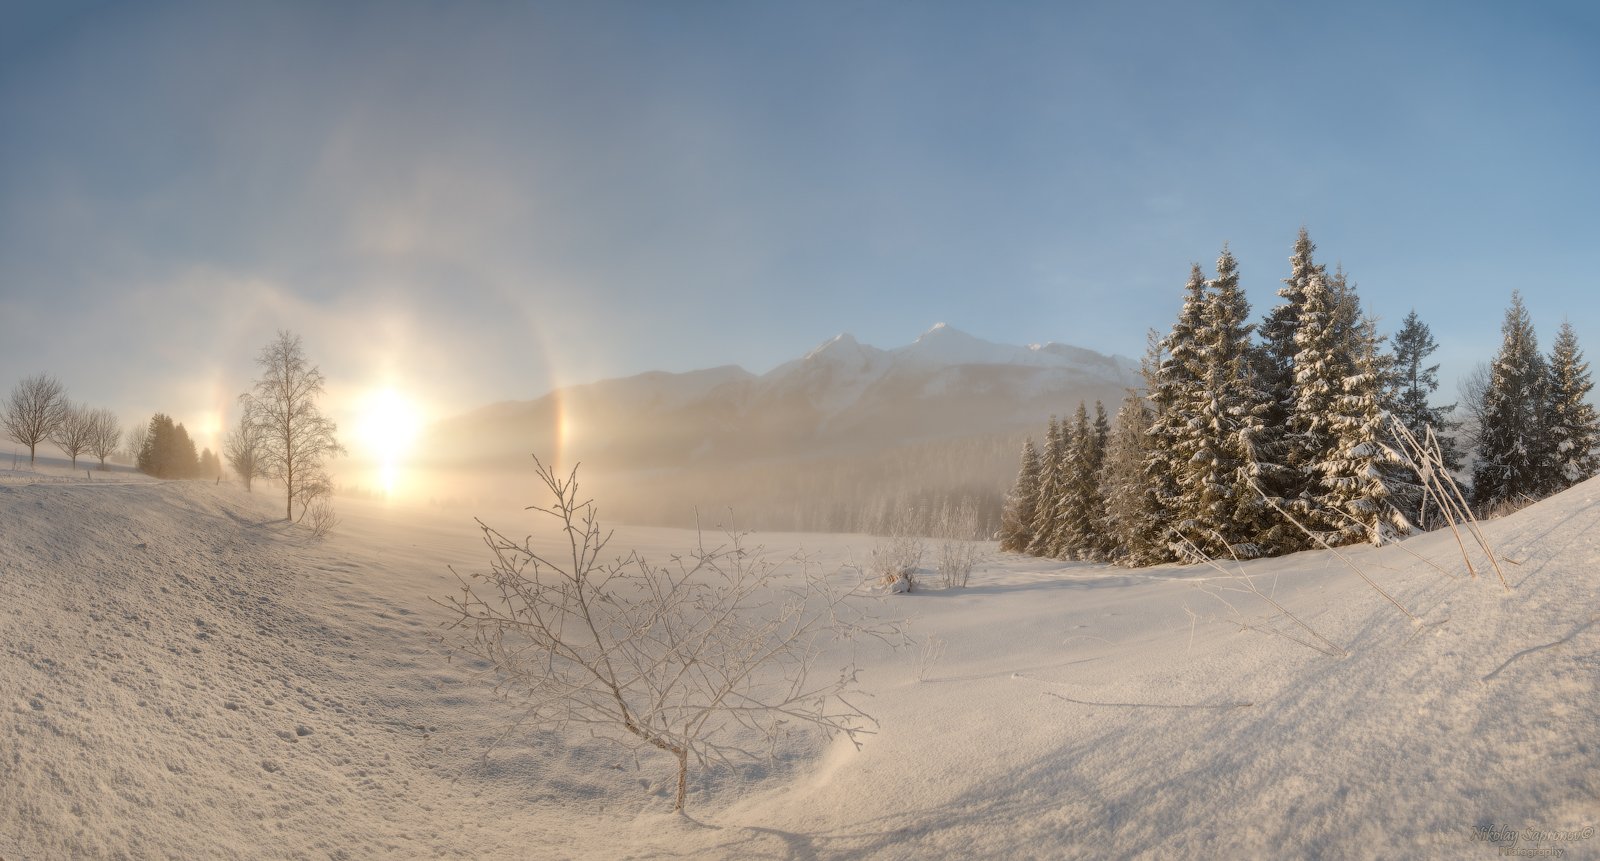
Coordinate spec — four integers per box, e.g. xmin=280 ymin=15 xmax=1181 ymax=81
xmin=2 ymin=465 xmax=1596 ymax=859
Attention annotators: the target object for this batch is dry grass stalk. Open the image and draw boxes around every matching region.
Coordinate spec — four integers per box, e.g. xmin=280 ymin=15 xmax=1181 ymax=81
xmin=1388 ymin=418 xmax=1509 ymax=592
xmin=1248 ymin=480 xmax=1421 ymax=624
xmin=1175 ymin=530 xmax=1348 ymax=658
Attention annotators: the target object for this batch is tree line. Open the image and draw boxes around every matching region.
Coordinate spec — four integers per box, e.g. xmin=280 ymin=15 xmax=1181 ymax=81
xmin=2 ymin=331 xmax=345 ymax=530
xmin=2 ymin=373 xmax=124 ymax=470
xmin=999 ymin=228 xmax=1600 ymax=566
xmin=124 ymin=413 xmax=222 ymax=480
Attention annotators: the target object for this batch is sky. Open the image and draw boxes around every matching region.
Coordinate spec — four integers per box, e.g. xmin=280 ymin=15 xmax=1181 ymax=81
xmin=3 ymin=0 xmax=1598 ymax=470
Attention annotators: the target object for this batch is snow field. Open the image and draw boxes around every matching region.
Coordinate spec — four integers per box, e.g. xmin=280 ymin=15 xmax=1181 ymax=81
xmin=2 ymin=472 xmax=1597 ymax=859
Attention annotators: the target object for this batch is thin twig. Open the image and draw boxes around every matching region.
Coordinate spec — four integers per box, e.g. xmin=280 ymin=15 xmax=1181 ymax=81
xmin=1331 ymin=506 xmax=1454 ymax=579
xmin=1175 ymin=530 xmax=1347 ymax=657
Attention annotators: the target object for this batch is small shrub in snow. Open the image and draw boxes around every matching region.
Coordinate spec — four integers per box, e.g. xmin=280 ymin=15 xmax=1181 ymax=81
xmin=933 ymin=499 xmax=984 ymax=588
xmin=440 ymin=457 xmax=897 ymax=812
xmin=871 ymin=534 xmax=923 ymax=593
xmin=306 ymin=497 xmax=339 ymax=539
xmin=868 ymin=507 xmax=926 ymax=593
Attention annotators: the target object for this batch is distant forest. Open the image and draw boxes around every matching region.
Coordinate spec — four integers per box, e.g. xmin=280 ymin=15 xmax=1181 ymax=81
xmin=415 ymin=432 xmax=1019 ymax=539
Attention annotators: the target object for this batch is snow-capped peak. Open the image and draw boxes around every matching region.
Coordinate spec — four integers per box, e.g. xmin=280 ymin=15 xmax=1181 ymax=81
xmin=897 ymin=324 xmax=1018 ymax=366
xmin=803 ymin=332 xmax=865 ymax=362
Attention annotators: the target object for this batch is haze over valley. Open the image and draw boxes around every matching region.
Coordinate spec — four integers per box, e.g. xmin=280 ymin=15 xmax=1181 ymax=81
xmin=411 ymin=324 xmax=1139 ymax=531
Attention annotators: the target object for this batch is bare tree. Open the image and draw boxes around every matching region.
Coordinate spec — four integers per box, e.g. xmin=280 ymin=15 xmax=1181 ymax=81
xmin=50 ymin=402 xmax=96 ymax=469
xmin=1457 ymin=361 xmax=1491 ymax=452
xmin=3 ymin=374 xmax=68 ymax=466
xmin=124 ymin=425 xmax=149 ymax=464
xmin=223 ymin=412 xmax=267 ymax=491
xmin=239 ymin=330 xmax=345 ymax=521
xmin=440 ymin=458 xmax=895 ymax=813
xmin=86 ymin=408 xmax=122 ymax=469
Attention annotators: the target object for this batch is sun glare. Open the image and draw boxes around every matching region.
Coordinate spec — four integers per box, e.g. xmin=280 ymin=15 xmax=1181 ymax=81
xmin=356 ymin=387 xmax=423 ymax=496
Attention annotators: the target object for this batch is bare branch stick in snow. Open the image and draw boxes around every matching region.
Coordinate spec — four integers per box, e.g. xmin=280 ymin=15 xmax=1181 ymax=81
xmin=1330 ymin=506 xmax=1455 ymax=580
xmin=1175 ymin=530 xmax=1348 ymax=658
xmin=914 ymin=635 xmax=945 ymax=683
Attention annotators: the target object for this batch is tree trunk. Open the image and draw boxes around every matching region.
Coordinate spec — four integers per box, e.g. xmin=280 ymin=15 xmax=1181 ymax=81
xmin=674 ymin=749 xmax=688 ymax=812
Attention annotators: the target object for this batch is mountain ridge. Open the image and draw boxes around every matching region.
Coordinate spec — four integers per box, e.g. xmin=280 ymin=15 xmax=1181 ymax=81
xmin=441 ymin=325 xmax=1140 ymax=432
xmin=413 ymin=326 xmax=1142 ymax=528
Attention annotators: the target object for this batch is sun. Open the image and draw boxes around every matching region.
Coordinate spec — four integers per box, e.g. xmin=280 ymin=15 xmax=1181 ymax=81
xmin=355 ymin=387 xmax=423 ymax=495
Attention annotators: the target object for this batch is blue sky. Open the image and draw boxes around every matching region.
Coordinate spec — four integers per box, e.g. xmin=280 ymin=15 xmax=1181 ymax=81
xmin=2 ymin=0 xmax=1597 ymax=453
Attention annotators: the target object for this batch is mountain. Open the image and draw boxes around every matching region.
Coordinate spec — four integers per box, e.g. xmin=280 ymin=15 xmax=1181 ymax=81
xmin=423 ymin=325 xmax=1139 ymax=471
xmin=414 ymin=325 xmax=1141 ymax=529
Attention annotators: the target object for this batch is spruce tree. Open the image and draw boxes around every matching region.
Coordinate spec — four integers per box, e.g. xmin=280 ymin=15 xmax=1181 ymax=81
xmin=1189 ymin=246 xmax=1276 ymax=558
xmin=999 ymin=439 xmax=1042 ymax=552
xmin=1258 ymin=229 xmax=1323 ymax=434
xmin=136 ymin=414 xmax=163 ymax=475
xmin=1146 ymin=265 xmax=1209 ymax=558
xmin=1473 ymin=292 xmax=1547 ymax=508
xmin=199 ymin=447 xmax=222 ymax=481
xmin=1321 ymin=312 xmax=1417 ymax=545
xmin=137 ymin=414 xmax=202 ymax=479
xmin=1026 ymin=416 xmax=1065 ymax=557
xmin=1254 ymin=229 xmax=1326 ymax=545
xmin=1391 ymin=309 xmax=1463 ymax=472
xmin=1059 ymin=402 xmax=1105 ymax=561
xmin=1041 ymin=414 xmax=1080 ymax=559
xmin=175 ymin=423 xmax=200 ymax=479
xmin=1284 ymin=266 xmax=1347 ymax=537
xmin=1100 ymin=393 xmax=1163 ymax=566
xmin=1542 ymin=321 xmax=1600 ymax=493
xmin=1088 ymin=400 xmax=1114 ymax=559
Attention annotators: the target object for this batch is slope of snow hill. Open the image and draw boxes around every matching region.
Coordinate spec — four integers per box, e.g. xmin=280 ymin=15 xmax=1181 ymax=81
xmin=2 ymin=468 xmax=1597 ymax=859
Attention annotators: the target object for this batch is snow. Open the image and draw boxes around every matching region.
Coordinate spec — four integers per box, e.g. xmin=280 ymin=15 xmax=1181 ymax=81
xmin=891 ymin=324 xmax=1139 ymax=376
xmin=3 ymin=464 xmax=1598 ymax=859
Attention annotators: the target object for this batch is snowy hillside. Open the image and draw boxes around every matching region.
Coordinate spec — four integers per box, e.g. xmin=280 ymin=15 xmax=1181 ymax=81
xmin=3 ymin=472 xmax=1597 ymax=859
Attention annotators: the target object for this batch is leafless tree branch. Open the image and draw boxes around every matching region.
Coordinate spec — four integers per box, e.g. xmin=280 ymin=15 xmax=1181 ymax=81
xmin=437 ymin=456 xmax=902 ymax=812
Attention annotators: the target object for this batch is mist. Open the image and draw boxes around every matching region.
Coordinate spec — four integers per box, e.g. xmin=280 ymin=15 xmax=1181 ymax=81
xmin=345 ymin=327 xmax=1137 ymax=538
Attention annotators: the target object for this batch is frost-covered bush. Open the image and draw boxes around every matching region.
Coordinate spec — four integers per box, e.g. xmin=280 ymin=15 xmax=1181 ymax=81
xmin=869 ymin=506 xmax=926 ymax=593
xmin=440 ymin=457 xmax=896 ymax=812
xmin=306 ymin=497 xmax=339 ymax=539
xmin=871 ymin=535 xmax=923 ymax=593
xmin=934 ymin=499 xmax=984 ymax=588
